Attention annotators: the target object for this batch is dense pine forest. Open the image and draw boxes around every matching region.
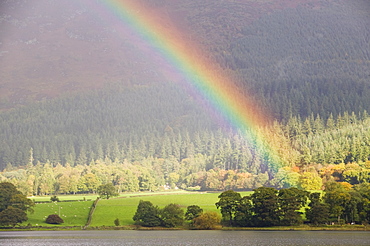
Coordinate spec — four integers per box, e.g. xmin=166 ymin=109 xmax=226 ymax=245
xmin=211 ymin=2 xmax=370 ymax=120
xmin=0 ymin=0 xmax=369 ymax=194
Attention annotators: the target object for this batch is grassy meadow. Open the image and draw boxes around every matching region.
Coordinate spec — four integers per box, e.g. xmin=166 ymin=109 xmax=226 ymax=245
xmin=29 ymin=194 xmax=99 ymax=203
xmin=23 ymin=200 xmax=94 ymax=227
xmin=90 ymin=191 xmax=252 ymax=227
xmin=23 ymin=191 xmax=252 ymax=227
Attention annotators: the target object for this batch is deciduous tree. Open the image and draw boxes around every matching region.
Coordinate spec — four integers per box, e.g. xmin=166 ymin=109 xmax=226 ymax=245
xmin=251 ymin=187 xmax=280 ymax=226
xmin=185 ymin=205 xmax=203 ymax=221
xmin=97 ymin=183 xmax=118 ymax=199
xmin=133 ymin=200 xmax=162 ymax=227
xmin=0 ymin=182 xmax=34 ymax=227
xmin=0 ymin=182 xmax=34 ymax=213
xmin=0 ymin=207 xmax=27 ymax=227
xmin=160 ymin=203 xmax=184 ymax=228
xmin=234 ymin=195 xmax=254 ymax=227
xmin=306 ymin=192 xmax=329 ymax=225
xmin=324 ymin=182 xmax=351 ymax=224
xmin=215 ymin=190 xmax=241 ymax=226
xmin=278 ymin=187 xmax=308 ymax=225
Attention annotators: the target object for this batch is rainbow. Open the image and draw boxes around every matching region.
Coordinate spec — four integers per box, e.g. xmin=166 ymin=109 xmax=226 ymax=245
xmin=98 ymin=0 xmax=288 ymax=172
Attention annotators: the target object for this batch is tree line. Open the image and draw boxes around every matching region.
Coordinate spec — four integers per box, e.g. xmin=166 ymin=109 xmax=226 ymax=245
xmin=130 ymin=182 xmax=370 ymax=229
xmin=131 ymin=200 xmax=221 ymax=229
xmin=215 ymin=183 xmax=370 ymax=227
xmin=1 ymin=154 xmax=369 ymax=197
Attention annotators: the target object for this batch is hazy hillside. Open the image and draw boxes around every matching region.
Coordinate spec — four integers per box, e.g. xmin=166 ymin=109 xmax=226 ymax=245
xmin=168 ymin=0 xmax=370 ymax=119
xmin=224 ymin=2 xmax=370 ymax=119
xmin=1 ymin=0 xmax=369 ymax=118
xmin=0 ymin=0 xmax=170 ymax=108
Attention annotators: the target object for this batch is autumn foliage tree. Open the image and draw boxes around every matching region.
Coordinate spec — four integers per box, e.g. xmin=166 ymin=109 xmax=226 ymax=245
xmin=192 ymin=212 xmax=221 ymax=230
xmin=324 ymin=182 xmax=351 ymax=224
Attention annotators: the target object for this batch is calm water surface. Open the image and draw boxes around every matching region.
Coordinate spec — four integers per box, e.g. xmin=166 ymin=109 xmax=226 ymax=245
xmin=1 ymin=230 xmax=369 ymax=246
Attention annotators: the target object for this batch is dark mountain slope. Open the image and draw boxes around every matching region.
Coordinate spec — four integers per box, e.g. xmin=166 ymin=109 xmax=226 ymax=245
xmin=2 ymin=0 xmax=368 ymax=120
xmin=225 ymin=4 xmax=370 ymax=119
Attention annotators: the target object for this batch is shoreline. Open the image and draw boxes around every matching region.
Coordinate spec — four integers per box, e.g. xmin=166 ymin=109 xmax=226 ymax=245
xmin=1 ymin=225 xmax=369 ymax=232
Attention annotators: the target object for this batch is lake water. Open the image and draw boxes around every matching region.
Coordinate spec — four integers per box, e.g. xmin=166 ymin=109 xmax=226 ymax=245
xmin=1 ymin=230 xmax=369 ymax=246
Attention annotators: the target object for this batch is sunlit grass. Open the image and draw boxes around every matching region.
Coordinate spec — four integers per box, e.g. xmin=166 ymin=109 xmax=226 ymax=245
xmin=23 ymin=200 xmax=94 ymax=227
xmin=29 ymin=194 xmax=99 ymax=203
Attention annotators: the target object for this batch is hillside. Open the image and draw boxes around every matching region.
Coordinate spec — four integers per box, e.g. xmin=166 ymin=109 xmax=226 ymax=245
xmin=0 ymin=0 xmax=170 ymax=108
xmin=1 ymin=0 xmax=369 ymax=118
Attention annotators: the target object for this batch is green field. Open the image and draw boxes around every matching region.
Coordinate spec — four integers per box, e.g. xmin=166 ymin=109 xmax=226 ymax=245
xmin=23 ymin=191 xmax=252 ymax=227
xmin=29 ymin=194 xmax=99 ymax=203
xmin=23 ymin=200 xmax=94 ymax=227
xmin=90 ymin=191 xmax=252 ymax=227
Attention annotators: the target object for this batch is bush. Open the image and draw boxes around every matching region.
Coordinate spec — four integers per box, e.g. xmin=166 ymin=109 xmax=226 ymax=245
xmin=114 ymin=218 xmax=120 ymax=226
xmin=50 ymin=196 xmax=60 ymax=202
xmin=45 ymin=214 xmax=64 ymax=224
xmin=192 ymin=212 xmax=221 ymax=230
